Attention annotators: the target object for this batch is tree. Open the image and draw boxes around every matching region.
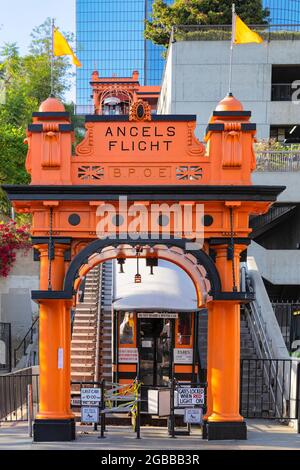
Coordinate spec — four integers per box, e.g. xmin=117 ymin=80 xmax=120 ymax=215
xmin=0 ymin=18 xmax=74 ymax=215
xmin=145 ymin=0 xmax=270 ymax=48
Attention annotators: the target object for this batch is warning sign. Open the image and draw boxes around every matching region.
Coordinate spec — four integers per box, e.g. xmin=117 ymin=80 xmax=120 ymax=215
xmin=80 ymin=388 xmax=101 ymax=404
xmin=81 ymin=406 xmax=99 ymax=424
xmin=118 ymin=348 xmax=139 ymax=363
xmin=184 ymin=408 xmax=203 ymax=424
xmin=177 ymin=387 xmax=205 ymax=406
xmin=174 ymin=348 xmax=193 ymax=364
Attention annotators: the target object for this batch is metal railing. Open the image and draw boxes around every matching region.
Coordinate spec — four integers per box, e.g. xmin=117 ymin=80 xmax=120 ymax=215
xmin=13 ymin=317 xmax=39 ymax=368
xmin=0 ymin=369 xmax=39 ymax=422
xmin=242 ymin=267 xmax=299 ymax=420
xmin=172 ymin=23 xmax=300 ymax=42
xmin=272 ymin=302 xmax=300 ymax=354
xmin=250 ymin=205 xmax=296 ymax=233
xmin=255 ymin=150 xmax=300 ymax=171
xmin=0 ymin=322 xmax=11 ymax=373
xmin=240 ymin=359 xmax=299 ymax=420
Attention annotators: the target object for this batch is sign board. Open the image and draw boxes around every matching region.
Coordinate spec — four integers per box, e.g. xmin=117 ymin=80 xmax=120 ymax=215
xmin=71 ymin=398 xmax=81 ymax=406
xmin=118 ymin=348 xmax=139 ymax=363
xmin=137 ymin=313 xmax=178 ymax=319
xmin=148 ymin=389 xmax=171 ymax=417
xmin=80 ymin=388 xmax=101 ymax=404
xmin=174 ymin=348 xmax=193 ymax=364
xmin=142 ymin=340 xmax=153 ymax=348
xmin=81 ymin=406 xmax=99 ymax=424
xmin=184 ymin=408 xmax=203 ymax=424
xmin=57 ymin=348 xmax=64 ymax=369
xmin=177 ymin=387 xmax=205 ymax=406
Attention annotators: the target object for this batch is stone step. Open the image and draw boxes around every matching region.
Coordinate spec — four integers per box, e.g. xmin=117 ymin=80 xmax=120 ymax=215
xmin=71 ymin=355 xmax=94 ymax=360
xmin=72 ymin=331 xmax=96 ymax=336
xmin=71 ymin=339 xmax=95 ymax=344
xmin=75 ymin=308 xmax=97 ymax=312
xmin=74 ymin=314 xmax=97 ymax=320
xmin=71 ymin=364 xmax=94 ymax=370
xmin=71 ymin=371 xmax=94 ymax=378
xmin=73 ymin=325 xmax=95 ymax=330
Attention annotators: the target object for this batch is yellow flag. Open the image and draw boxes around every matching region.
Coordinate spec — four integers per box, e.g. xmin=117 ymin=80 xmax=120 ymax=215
xmin=53 ymin=28 xmax=82 ymax=67
xmin=234 ymin=15 xmax=263 ymax=44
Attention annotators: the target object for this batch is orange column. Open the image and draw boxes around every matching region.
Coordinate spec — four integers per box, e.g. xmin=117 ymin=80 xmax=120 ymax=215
xmin=34 ymin=244 xmax=75 ymax=441
xmin=205 ymin=244 xmax=247 ymax=439
xmin=37 ymin=244 xmax=68 ymax=291
xmin=36 ymin=298 xmax=74 ymax=420
xmin=203 ymin=302 xmax=213 ymax=420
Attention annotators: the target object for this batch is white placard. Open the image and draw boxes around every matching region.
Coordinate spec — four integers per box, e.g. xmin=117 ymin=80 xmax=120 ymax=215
xmin=138 ymin=313 xmax=178 ymax=319
xmin=174 ymin=348 xmax=193 ymax=364
xmin=177 ymin=387 xmax=205 ymax=406
xmin=142 ymin=340 xmax=152 ymax=348
xmin=58 ymin=348 xmax=64 ymax=369
xmin=118 ymin=348 xmax=139 ymax=363
xmin=148 ymin=389 xmax=171 ymax=417
xmin=80 ymin=388 xmax=101 ymax=404
xmin=71 ymin=398 xmax=81 ymax=406
xmin=81 ymin=406 xmax=99 ymax=423
xmin=184 ymin=408 xmax=202 ymax=424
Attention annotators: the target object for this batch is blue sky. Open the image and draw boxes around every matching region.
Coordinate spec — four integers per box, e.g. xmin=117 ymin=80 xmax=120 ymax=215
xmin=0 ymin=0 xmax=76 ymax=101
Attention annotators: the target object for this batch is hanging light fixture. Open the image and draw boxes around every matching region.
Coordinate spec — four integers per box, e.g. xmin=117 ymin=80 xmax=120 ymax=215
xmin=117 ymin=257 xmax=125 ymax=273
xmin=146 ymin=257 xmax=158 ymax=275
xmin=134 ymin=247 xmax=142 ymax=283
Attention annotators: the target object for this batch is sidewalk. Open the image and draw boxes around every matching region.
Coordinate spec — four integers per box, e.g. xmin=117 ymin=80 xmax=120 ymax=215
xmin=0 ymin=420 xmax=299 ymax=450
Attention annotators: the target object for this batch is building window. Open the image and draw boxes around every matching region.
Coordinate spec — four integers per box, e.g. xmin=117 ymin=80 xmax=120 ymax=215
xmin=271 ymin=65 xmax=300 ymax=101
xmin=270 ymin=125 xmax=300 ymax=143
xmin=177 ymin=313 xmax=192 ymax=346
xmin=119 ymin=312 xmax=135 ymax=345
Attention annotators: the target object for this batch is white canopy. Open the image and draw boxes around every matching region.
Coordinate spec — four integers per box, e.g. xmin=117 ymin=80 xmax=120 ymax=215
xmin=112 ymin=258 xmax=197 ymax=312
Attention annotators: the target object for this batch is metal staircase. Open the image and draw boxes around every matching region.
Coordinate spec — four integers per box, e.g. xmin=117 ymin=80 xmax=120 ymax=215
xmin=197 ymin=308 xmax=258 ymax=372
xmin=70 ymin=261 xmax=114 ymax=413
xmin=99 ymin=261 xmax=114 ymax=382
xmin=71 ymin=266 xmax=102 ymax=384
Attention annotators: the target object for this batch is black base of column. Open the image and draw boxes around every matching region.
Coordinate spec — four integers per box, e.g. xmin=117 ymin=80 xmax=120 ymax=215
xmin=33 ymin=418 xmax=76 ymax=442
xmin=205 ymin=421 xmax=247 ymax=440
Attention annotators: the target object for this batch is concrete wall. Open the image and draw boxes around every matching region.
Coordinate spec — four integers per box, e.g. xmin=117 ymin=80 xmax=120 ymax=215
xmin=158 ymin=40 xmax=300 ymax=140
xmin=253 ymin=172 xmax=300 ymax=203
xmin=0 ymin=250 xmax=39 ymax=350
xmin=248 ymin=241 xmax=300 ymax=284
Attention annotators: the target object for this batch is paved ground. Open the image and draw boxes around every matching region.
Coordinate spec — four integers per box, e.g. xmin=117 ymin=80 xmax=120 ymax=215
xmin=0 ymin=420 xmax=299 ymax=450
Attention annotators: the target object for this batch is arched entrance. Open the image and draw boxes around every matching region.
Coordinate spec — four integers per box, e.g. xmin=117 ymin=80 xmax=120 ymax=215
xmin=3 ymin=89 xmax=284 ymax=441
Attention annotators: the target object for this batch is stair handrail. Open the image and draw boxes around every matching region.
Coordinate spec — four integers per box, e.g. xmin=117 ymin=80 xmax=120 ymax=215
xmin=94 ymin=265 xmax=102 ymax=383
xmin=242 ymin=265 xmax=289 ymax=417
xmin=250 ymin=205 xmax=296 ymax=232
xmin=13 ymin=317 xmax=39 ymax=368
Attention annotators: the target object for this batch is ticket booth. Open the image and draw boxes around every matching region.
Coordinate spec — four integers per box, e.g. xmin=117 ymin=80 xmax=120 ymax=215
xmin=112 ymin=259 xmax=199 ymax=385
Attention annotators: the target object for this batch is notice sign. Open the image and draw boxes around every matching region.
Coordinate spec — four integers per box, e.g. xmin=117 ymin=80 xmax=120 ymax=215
xmin=138 ymin=313 xmax=178 ymax=319
xmin=80 ymin=388 xmax=101 ymax=404
xmin=177 ymin=387 xmax=205 ymax=406
xmin=81 ymin=406 xmax=99 ymax=424
xmin=174 ymin=348 xmax=193 ymax=364
xmin=184 ymin=408 xmax=203 ymax=424
xmin=118 ymin=348 xmax=139 ymax=363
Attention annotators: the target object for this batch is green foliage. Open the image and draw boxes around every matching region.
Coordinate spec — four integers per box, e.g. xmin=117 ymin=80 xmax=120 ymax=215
xmin=145 ymin=0 xmax=270 ymax=47
xmin=0 ymin=124 xmax=28 ymax=214
xmin=0 ymin=18 xmax=74 ymax=215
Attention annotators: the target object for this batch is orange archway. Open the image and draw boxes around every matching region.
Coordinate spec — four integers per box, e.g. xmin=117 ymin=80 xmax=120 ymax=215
xmin=3 ymin=88 xmax=284 ymax=442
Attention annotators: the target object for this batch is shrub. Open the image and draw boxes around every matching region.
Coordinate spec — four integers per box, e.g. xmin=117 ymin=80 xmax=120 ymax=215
xmin=0 ymin=220 xmax=32 ymax=277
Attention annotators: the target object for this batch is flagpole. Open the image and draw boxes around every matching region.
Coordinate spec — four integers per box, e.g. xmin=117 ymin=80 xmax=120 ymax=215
xmin=228 ymin=3 xmax=236 ymax=95
xmin=51 ymin=18 xmax=55 ymax=97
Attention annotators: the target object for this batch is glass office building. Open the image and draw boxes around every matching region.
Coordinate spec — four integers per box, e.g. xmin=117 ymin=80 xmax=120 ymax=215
xmin=76 ymin=0 xmax=172 ymax=114
xmin=263 ymin=0 xmax=300 ymax=24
